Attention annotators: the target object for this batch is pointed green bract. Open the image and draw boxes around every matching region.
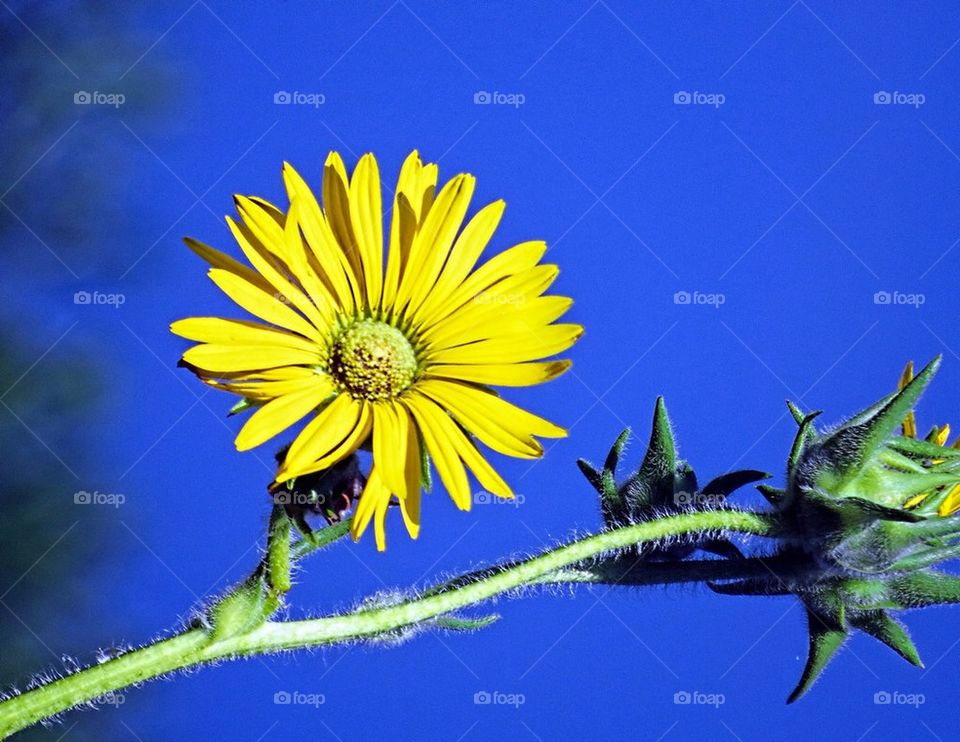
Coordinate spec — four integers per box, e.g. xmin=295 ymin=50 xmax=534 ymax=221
xmin=815 ymin=357 xmax=941 ymax=490
xmin=703 ymin=470 xmax=771 ymax=496
xmin=788 ymin=604 xmax=847 ymax=703
xmin=788 ymin=411 xmax=821 ymax=474
xmin=849 ymin=610 xmax=922 ymax=667
xmin=638 ymin=396 xmax=676 ymax=485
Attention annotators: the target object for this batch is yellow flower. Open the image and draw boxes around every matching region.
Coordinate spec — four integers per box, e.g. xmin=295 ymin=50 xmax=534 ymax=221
xmin=898 ymin=361 xmax=960 ymax=515
xmin=172 ymin=150 xmax=582 ymax=549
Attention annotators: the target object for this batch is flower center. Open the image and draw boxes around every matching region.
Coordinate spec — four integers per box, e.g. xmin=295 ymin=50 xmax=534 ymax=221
xmin=329 ymin=319 xmax=418 ymax=401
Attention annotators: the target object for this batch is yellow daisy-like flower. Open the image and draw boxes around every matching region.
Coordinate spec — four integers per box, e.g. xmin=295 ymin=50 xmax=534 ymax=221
xmin=172 ymin=150 xmax=581 ymax=549
xmin=898 ymin=360 xmax=960 ymax=516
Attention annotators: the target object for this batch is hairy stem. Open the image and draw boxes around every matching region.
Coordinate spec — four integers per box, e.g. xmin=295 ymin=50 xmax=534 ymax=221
xmin=0 ymin=509 xmax=775 ymax=738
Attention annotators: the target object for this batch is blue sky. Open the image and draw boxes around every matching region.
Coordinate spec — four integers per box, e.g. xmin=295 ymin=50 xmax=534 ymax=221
xmin=3 ymin=2 xmax=960 ymax=740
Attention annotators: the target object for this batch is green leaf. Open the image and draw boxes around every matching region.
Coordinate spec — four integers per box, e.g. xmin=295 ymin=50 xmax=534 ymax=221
xmin=849 ymin=610 xmax=922 ymax=667
xmin=788 ymin=604 xmax=847 ymax=703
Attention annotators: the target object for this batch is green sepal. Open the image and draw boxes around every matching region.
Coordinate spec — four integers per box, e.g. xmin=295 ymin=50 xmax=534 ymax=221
xmin=420 ymin=442 xmax=433 ymax=493
xmin=786 ymin=400 xmax=806 ymax=426
xmin=815 ymin=356 xmax=941 ymax=489
xmin=887 ymin=436 xmax=960 ymax=461
xmin=788 ymin=601 xmax=847 ymax=703
xmin=435 ymin=614 xmax=501 ymax=632
xmin=848 ymin=610 xmax=923 ymax=667
xmin=576 ymin=459 xmax=604 ymax=495
xmin=702 ymin=470 xmax=771 ymax=497
xmin=228 ymin=398 xmax=256 ymax=416
xmin=838 ymin=496 xmax=925 ymax=524
xmin=887 ymin=571 xmax=960 ymax=607
xmin=789 ymin=411 xmax=822 ymax=473
xmin=602 ymin=428 xmax=632 ymax=495
xmin=708 ymin=578 xmax=791 ymax=596
xmin=637 ymin=397 xmax=676 ymax=485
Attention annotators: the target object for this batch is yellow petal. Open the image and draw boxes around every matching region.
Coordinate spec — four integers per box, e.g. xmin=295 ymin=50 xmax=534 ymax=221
xmin=898 ymin=361 xmax=914 ymax=390
xmin=208 ymin=268 xmax=324 ymax=344
xmin=936 ymin=424 xmax=951 ymax=447
xmin=372 ymin=402 xmax=408 ymax=499
xmin=206 ymin=371 xmax=326 ymax=402
xmin=383 ymin=151 xmax=425 ymax=309
xmin=431 ymin=323 xmax=583 ymax=365
xmin=282 ymin=162 xmax=358 ymax=313
xmin=403 ymin=395 xmax=471 ymax=510
xmin=171 ymin=317 xmax=319 ymax=353
xmin=422 ymin=268 xmax=565 ymax=348
xmin=419 ymin=378 xmax=565 ymax=437
xmin=397 ymin=418 xmax=422 ymax=539
xmin=416 ymin=378 xmax=557 ymax=458
xmin=411 ymin=199 xmax=505 ymax=324
xmin=351 ymin=466 xmax=392 ymax=549
xmin=349 ymin=153 xmax=384 ymax=307
xmin=227 ymin=211 xmax=334 ymax=332
xmin=183 ymin=237 xmax=272 ymax=292
xmin=234 ymin=195 xmax=289 ymax=265
xmin=395 ymin=174 xmax=475 ymax=318
xmin=419 ymin=240 xmax=547 ymax=328
xmin=183 ymin=343 xmax=319 ymax=373
xmin=427 ymin=360 xmax=572 ymax=387
xmin=323 ymin=151 xmax=365 ymax=303
xmin=235 ymin=382 xmax=333 ymax=451
xmin=278 ymin=393 xmax=367 ymax=479
xmin=938 ymin=483 xmax=960 ymax=516
xmin=407 ymin=392 xmax=512 ymax=501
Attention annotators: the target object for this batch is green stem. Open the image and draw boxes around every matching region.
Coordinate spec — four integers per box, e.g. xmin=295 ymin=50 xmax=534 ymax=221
xmin=0 ymin=509 xmax=775 ymax=738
